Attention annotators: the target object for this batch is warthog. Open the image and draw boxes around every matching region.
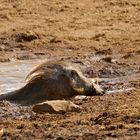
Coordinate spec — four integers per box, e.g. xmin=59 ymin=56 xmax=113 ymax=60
xmin=0 ymin=61 xmax=105 ymax=105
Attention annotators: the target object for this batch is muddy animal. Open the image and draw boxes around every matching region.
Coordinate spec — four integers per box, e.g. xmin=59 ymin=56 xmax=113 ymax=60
xmin=0 ymin=61 xmax=105 ymax=105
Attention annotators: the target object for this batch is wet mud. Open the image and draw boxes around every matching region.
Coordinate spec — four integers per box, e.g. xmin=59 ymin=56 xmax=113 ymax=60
xmin=0 ymin=0 xmax=140 ymax=139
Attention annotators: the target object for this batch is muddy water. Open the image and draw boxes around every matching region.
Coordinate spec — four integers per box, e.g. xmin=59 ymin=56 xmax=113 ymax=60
xmin=0 ymin=59 xmax=137 ymax=95
xmin=0 ymin=59 xmax=45 ymax=94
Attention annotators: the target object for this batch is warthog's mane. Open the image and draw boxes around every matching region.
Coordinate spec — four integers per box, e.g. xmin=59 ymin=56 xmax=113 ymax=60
xmin=25 ymin=61 xmax=81 ymax=84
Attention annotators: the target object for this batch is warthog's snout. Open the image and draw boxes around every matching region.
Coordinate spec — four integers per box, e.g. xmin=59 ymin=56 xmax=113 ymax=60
xmin=83 ymin=82 xmax=105 ymax=96
xmin=92 ymin=83 xmax=105 ymax=95
xmin=69 ymin=69 xmax=105 ymax=96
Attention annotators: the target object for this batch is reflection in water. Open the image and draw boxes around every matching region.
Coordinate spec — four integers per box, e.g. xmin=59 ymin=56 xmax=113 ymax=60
xmin=0 ymin=60 xmax=45 ymax=94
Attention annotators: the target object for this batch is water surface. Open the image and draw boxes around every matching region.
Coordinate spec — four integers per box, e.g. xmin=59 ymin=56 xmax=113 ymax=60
xmin=0 ymin=60 xmax=45 ymax=94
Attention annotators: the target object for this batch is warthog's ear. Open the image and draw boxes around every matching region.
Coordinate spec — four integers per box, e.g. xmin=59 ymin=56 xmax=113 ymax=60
xmin=95 ymin=79 xmax=98 ymax=85
xmin=70 ymin=70 xmax=79 ymax=78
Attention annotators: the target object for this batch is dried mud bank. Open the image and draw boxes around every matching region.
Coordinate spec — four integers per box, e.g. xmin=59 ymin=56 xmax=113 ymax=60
xmin=0 ymin=0 xmax=140 ymax=139
xmin=0 ymin=0 xmax=140 ymax=62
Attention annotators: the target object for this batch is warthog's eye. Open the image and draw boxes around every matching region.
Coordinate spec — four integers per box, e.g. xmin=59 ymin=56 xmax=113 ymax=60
xmin=71 ymin=70 xmax=78 ymax=77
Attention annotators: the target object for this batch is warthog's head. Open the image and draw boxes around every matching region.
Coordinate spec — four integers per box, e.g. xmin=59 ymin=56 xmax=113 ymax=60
xmin=26 ymin=61 xmax=105 ymax=100
xmin=55 ymin=63 xmax=105 ymax=96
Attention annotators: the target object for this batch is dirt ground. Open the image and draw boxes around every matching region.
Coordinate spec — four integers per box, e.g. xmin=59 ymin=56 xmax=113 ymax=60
xmin=0 ymin=0 xmax=140 ymax=139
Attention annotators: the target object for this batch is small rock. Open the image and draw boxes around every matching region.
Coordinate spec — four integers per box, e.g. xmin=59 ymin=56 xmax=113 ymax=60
xmin=32 ymin=100 xmax=81 ymax=114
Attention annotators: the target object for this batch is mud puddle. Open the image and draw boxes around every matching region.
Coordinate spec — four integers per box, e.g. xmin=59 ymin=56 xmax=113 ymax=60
xmin=0 ymin=59 xmax=46 ymax=94
xmin=0 ymin=58 xmax=136 ymax=96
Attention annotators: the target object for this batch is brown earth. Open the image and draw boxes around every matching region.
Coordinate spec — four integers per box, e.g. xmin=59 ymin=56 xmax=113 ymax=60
xmin=0 ymin=0 xmax=140 ymax=139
